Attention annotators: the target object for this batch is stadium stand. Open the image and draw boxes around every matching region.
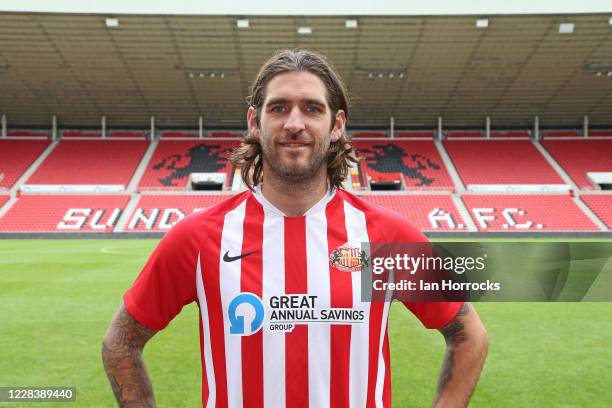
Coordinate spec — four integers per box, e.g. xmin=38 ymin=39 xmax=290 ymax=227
xmin=580 ymin=195 xmax=612 ymax=229
xmin=0 ymin=194 xmax=130 ymax=232
xmin=589 ymin=131 xmax=612 ymax=138
xmin=138 ymin=140 xmax=239 ymax=189
xmin=0 ymin=140 xmax=50 ymax=189
xmin=351 ymin=131 xmax=387 ymax=138
xmin=62 ymin=130 xmax=102 ymax=138
xmin=209 ymin=131 xmax=242 ymax=138
xmin=395 ymin=131 xmax=435 ymax=138
xmin=7 ymin=130 xmax=49 ymax=138
xmin=541 ymin=140 xmax=612 ymax=189
xmin=126 ymin=194 xmax=228 ymax=231
xmin=349 ymin=165 xmax=362 ymax=190
xmin=159 ymin=130 xmax=199 ymax=139
xmin=108 ymin=131 xmax=147 ymax=139
xmin=490 ymin=130 xmax=530 ymax=138
xmin=0 ymin=195 xmax=8 ymax=210
xmin=541 ymin=130 xmax=581 ymax=138
xmin=461 ymin=194 xmax=598 ymax=231
xmin=353 ymin=140 xmax=454 ymax=189
xmin=444 ymin=140 xmax=564 ymax=186
xmin=25 ymin=140 xmax=148 ymax=186
xmin=446 ymin=130 xmax=484 ymax=139
xmin=361 ymin=194 xmax=467 ymax=231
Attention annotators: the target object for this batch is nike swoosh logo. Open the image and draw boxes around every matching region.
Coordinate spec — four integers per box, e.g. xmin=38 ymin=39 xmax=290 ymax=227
xmin=223 ymin=250 xmax=256 ymax=262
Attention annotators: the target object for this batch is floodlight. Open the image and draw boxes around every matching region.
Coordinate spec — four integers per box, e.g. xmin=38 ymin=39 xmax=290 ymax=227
xmin=297 ymin=26 xmax=313 ymax=35
xmin=345 ymin=19 xmax=358 ymax=29
xmin=105 ymin=18 xmax=119 ymax=28
xmin=559 ymin=23 xmax=574 ymax=34
xmin=476 ymin=19 xmax=489 ymax=28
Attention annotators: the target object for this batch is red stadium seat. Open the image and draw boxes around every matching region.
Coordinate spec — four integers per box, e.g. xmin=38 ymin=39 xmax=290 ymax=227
xmin=7 ymin=130 xmax=49 ymax=138
xmin=138 ymin=140 xmax=239 ymax=190
xmin=160 ymin=131 xmax=199 ymax=139
xmin=26 ymin=140 xmax=148 ymax=186
xmin=444 ymin=140 xmax=563 ymax=186
xmin=0 ymin=140 xmax=50 ymax=189
xmin=490 ymin=130 xmax=530 ymax=138
xmin=461 ymin=194 xmax=598 ymax=231
xmin=446 ymin=130 xmax=484 ymax=139
xmin=62 ymin=130 xmax=103 ymax=138
xmin=126 ymin=194 xmax=229 ymax=231
xmin=351 ymin=131 xmax=387 ymax=139
xmin=108 ymin=131 xmax=147 ymax=139
xmin=580 ymin=195 xmax=612 ymax=229
xmin=0 ymin=195 xmax=130 ymax=232
xmin=588 ymin=131 xmax=612 ymax=138
xmin=360 ymin=194 xmax=467 ymax=231
xmin=396 ymin=131 xmax=434 ymax=138
xmin=208 ymin=131 xmax=243 ymax=138
xmin=353 ymin=140 xmax=454 ymax=189
xmin=542 ymin=140 xmax=612 ymax=189
xmin=541 ymin=130 xmax=581 ymax=138
xmin=0 ymin=195 xmax=8 ymax=209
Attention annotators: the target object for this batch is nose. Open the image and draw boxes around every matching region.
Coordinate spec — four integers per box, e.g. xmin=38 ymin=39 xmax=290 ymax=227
xmin=283 ymin=107 xmax=306 ymax=134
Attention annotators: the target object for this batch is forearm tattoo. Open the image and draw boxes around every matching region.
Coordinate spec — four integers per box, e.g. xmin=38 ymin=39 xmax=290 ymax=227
xmin=102 ymin=306 xmax=156 ymax=407
xmin=436 ymin=303 xmax=471 ymax=398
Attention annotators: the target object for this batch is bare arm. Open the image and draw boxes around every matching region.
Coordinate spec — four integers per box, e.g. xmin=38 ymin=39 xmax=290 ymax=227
xmin=102 ymin=304 xmax=157 ymax=407
xmin=433 ymin=303 xmax=488 ymax=408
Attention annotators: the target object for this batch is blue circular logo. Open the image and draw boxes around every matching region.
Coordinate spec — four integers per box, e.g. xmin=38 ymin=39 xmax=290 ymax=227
xmin=228 ymin=293 xmax=265 ymax=336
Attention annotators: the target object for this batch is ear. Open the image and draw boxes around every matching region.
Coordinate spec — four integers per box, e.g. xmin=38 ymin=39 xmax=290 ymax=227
xmin=247 ymin=106 xmax=260 ymax=138
xmin=331 ymin=109 xmax=346 ymax=142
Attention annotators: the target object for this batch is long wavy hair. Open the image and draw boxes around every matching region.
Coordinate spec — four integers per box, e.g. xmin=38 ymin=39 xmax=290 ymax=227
xmin=230 ymin=49 xmax=359 ymax=190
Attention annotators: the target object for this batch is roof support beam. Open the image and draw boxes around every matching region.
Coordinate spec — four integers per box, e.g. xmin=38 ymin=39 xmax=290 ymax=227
xmin=150 ymin=116 xmax=155 ymax=141
xmin=52 ymin=115 xmax=58 ymax=141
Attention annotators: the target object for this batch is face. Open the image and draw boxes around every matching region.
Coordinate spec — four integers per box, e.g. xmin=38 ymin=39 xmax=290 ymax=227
xmin=247 ymin=71 xmax=346 ymax=184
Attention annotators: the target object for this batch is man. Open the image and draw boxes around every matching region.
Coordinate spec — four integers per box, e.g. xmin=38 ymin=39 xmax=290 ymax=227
xmin=102 ymin=49 xmax=488 ymax=407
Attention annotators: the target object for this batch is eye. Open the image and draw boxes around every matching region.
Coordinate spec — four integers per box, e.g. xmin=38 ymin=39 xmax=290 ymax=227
xmin=270 ymin=105 xmax=285 ymax=113
xmin=306 ymin=104 xmax=322 ymax=113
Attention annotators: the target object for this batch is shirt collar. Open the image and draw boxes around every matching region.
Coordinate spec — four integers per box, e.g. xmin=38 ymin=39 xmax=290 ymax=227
xmin=252 ymin=184 xmax=336 ymax=217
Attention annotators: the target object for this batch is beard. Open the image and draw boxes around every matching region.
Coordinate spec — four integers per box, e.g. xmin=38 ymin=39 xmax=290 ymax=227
xmin=259 ymin=129 xmax=331 ymax=184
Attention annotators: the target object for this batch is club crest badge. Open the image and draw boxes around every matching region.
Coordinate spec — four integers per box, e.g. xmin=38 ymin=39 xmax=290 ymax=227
xmin=329 ymin=244 xmax=369 ymax=272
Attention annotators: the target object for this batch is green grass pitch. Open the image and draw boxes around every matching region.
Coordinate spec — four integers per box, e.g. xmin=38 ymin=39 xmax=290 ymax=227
xmin=1 ymin=239 xmax=611 ymax=407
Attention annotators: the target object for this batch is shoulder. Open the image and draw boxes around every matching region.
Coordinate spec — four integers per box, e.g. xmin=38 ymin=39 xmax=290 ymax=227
xmin=161 ymin=191 xmax=251 ymax=244
xmin=336 ymin=189 xmax=427 ymax=243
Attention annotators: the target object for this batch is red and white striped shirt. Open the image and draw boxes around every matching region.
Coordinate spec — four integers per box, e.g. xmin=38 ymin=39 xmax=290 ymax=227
xmin=124 ymin=188 xmax=462 ymax=408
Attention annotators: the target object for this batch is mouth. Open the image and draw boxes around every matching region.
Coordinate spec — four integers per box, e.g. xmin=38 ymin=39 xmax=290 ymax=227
xmin=279 ymin=141 xmax=310 ymax=150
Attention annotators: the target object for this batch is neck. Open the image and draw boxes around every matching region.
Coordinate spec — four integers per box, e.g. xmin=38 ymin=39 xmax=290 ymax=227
xmin=260 ymin=167 xmax=329 ymax=217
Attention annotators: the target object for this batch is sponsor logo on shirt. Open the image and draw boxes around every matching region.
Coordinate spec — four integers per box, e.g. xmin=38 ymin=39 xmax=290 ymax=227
xmin=228 ymin=293 xmax=365 ymax=335
xmin=329 ymin=244 xmax=369 ymax=272
xmin=228 ymin=292 xmax=265 ymax=336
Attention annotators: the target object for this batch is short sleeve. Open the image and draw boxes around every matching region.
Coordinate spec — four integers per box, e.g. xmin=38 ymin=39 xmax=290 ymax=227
xmin=384 ymin=210 xmax=464 ymax=330
xmin=123 ymin=218 xmax=199 ymax=331
xmin=403 ymin=301 xmax=464 ymax=329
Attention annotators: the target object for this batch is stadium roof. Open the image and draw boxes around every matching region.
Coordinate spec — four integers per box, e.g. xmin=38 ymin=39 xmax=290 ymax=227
xmin=2 ymin=0 xmax=612 ymax=16
xmin=1 ymin=12 xmax=612 ymax=128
